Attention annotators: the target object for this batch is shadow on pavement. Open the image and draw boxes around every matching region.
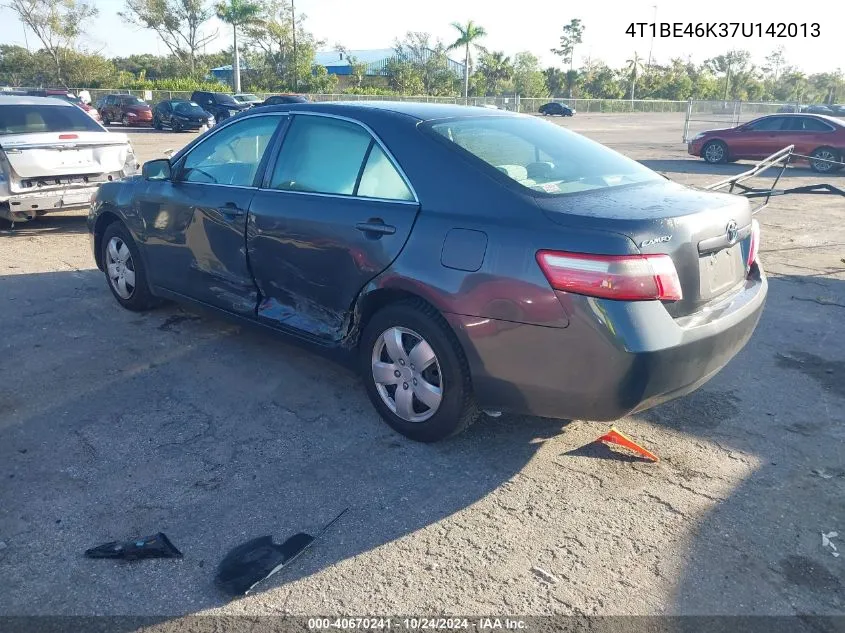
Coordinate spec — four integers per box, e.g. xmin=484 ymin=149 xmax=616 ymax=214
xmin=0 ymin=269 xmax=563 ymax=618
xmin=661 ymin=273 xmax=845 ymax=619
xmin=0 ymin=267 xmax=843 ymax=623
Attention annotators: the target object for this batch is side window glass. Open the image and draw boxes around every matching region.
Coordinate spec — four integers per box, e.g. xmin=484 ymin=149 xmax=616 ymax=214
xmin=270 ymin=116 xmax=372 ymax=195
xmin=357 ymin=144 xmax=414 ymax=201
xmin=803 ymin=118 xmax=832 ymax=131
xmin=748 ymin=118 xmax=784 ymax=131
xmin=180 ymin=115 xmax=280 ymax=186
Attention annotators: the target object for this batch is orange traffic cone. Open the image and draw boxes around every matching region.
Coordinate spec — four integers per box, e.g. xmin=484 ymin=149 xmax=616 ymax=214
xmin=595 ymin=426 xmax=659 ymax=462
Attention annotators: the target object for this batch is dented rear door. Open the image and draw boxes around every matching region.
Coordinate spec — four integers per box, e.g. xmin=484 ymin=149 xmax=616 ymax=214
xmin=247 ymin=113 xmax=420 ymax=342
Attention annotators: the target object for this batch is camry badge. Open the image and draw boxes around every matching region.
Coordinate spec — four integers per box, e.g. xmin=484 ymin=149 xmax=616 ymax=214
xmin=640 ymin=235 xmax=672 ymax=248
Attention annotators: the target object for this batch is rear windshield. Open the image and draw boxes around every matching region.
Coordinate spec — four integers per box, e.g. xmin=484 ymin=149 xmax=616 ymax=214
xmin=174 ymin=102 xmax=206 ymax=115
xmin=429 ymin=116 xmax=661 ymax=195
xmin=0 ymin=104 xmax=103 ymax=135
xmin=121 ymin=96 xmax=146 ymax=105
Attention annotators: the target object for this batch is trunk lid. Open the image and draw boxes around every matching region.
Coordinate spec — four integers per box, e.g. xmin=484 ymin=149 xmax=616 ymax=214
xmin=0 ymin=131 xmax=130 ymax=179
xmin=536 ymin=179 xmax=754 ymax=317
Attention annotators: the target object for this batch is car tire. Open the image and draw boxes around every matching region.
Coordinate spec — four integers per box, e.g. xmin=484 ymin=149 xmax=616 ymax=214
xmin=360 ymin=300 xmax=479 ymax=443
xmin=102 ymin=114 xmax=111 ymax=125
xmin=810 ymin=147 xmax=840 ymax=173
xmin=101 ymin=221 xmax=159 ymax=312
xmin=172 ymin=119 xmax=182 ymax=132
xmin=122 ymin=114 xmax=131 ymax=126
xmin=153 ymin=116 xmax=163 ymax=130
xmin=702 ymin=140 xmax=729 ymax=164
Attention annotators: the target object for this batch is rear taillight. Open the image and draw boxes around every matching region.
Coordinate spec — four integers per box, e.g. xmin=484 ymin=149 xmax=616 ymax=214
xmin=59 ymin=133 xmax=78 ymax=140
xmin=536 ymin=250 xmax=683 ymax=301
xmin=748 ymin=219 xmax=760 ymax=267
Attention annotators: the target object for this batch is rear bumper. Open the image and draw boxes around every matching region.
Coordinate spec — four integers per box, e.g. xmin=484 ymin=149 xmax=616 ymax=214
xmin=0 ymin=185 xmax=100 ymax=221
xmin=446 ymin=265 xmax=767 ymax=421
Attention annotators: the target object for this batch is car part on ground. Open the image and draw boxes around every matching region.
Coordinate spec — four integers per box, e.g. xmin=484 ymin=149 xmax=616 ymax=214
xmin=216 ymin=509 xmax=348 ymax=596
xmin=0 ymin=97 xmax=137 ymax=224
xmin=88 ymin=102 xmax=767 ymax=442
xmin=705 ymin=144 xmax=845 ymax=215
xmin=85 ymin=532 xmax=183 ymax=560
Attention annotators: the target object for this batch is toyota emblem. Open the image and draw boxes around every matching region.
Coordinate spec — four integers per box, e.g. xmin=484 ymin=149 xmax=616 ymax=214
xmin=726 ymin=220 xmax=738 ymax=244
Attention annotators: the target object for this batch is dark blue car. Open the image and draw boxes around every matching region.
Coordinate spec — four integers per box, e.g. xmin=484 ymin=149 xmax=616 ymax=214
xmin=88 ymin=102 xmax=766 ymax=442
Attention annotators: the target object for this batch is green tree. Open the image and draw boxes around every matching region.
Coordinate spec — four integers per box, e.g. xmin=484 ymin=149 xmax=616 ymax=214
xmin=120 ymin=0 xmax=217 ymax=73
xmin=215 ymin=0 xmax=261 ymax=92
xmin=705 ymin=49 xmax=751 ymax=100
xmin=6 ymin=0 xmax=98 ymax=85
xmin=245 ymin=0 xmax=324 ymax=92
xmin=625 ymin=52 xmax=643 ymax=101
xmin=446 ymin=19 xmax=487 ymax=102
xmin=762 ymin=46 xmax=786 ymax=82
xmin=384 ymin=58 xmax=424 ymax=95
xmin=551 ymin=18 xmax=584 ymax=98
xmin=394 ymin=32 xmax=458 ymax=96
xmin=543 ymin=67 xmax=565 ymax=97
xmin=512 ymin=51 xmax=547 ymax=98
xmin=478 ymin=51 xmax=512 ymax=95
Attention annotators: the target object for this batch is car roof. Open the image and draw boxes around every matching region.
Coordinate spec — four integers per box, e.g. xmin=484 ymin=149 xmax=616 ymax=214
xmin=254 ymin=100 xmax=518 ymax=121
xmin=0 ymin=95 xmax=75 ymax=107
xmin=763 ymin=112 xmax=843 ymax=125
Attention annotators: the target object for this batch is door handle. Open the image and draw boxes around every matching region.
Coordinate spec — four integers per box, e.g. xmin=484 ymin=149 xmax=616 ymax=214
xmin=355 ymin=220 xmax=396 ymax=236
xmin=218 ymin=203 xmax=245 ymax=218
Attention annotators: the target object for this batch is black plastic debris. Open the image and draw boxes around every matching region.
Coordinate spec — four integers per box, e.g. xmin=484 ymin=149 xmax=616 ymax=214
xmin=215 ymin=508 xmax=348 ymax=596
xmin=85 ymin=532 xmax=183 ymax=561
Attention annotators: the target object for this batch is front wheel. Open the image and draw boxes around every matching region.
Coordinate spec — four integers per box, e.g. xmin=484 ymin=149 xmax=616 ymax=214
xmin=810 ymin=147 xmax=840 ymax=173
xmin=101 ymin=222 xmax=159 ymax=312
xmin=702 ymin=140 xmax=728 ymax=164
xmin=360 ymin=301 xmax=479 ymax=442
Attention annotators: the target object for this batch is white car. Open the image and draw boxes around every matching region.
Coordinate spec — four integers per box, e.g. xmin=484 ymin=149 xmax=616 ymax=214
xmin=233 ymin=93 xmax=262 ymax=106
xmin=0 ymin=96 xmax=138 ymax=225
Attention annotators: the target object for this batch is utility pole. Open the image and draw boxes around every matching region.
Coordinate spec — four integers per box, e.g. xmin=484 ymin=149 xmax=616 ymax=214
xmin=646 ymin=5 xmax=657 ymax=73
xmin=291 ymin=0 xmax=298 ymax=91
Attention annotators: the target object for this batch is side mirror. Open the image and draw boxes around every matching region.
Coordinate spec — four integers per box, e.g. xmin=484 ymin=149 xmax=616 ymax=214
xmin=142 ymin=158 xmax=172 ymax=181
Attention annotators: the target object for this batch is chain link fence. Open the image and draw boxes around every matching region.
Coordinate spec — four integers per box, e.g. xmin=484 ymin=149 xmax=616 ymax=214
xmin=682 ymin=100 xmax=800 ymax=142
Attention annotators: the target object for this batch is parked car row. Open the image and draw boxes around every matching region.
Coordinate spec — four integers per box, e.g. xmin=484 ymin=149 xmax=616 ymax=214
xmin=777 ymin=104 xmax=845 ymax=116
xmin=92 ymin=90 xmax=312 ymax=131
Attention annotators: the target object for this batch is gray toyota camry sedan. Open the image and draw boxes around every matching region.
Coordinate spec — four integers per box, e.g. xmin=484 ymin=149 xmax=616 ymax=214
xmin=88 ymin=102 xmax=767 ymax=442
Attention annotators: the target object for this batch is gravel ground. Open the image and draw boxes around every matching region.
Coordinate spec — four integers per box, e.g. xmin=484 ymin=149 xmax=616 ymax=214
xmin=0 ymin=112 xmax=843 ymax=622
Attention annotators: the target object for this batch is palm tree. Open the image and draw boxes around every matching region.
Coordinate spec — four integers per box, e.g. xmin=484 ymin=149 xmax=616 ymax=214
xmin=625 ymin=52 xmax=643 ymax=103
xmin=216 ymin=0 xmax=262 ymax=93
xmin=479 ymin=51 xmax=513 ymax=95
xmin=447 ymin=20 xmax=488 ymax=103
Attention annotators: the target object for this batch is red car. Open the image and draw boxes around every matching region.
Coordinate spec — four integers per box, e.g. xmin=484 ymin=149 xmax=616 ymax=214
xmin=98 ymin=94 xmax=154 ymax=127
xmin=688 ymin=113 xmax=845 ymax=173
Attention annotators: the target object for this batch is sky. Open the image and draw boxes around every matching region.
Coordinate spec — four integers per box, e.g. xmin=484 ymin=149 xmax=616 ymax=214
xmin=0 ymin=0 xmax=838 ymax=75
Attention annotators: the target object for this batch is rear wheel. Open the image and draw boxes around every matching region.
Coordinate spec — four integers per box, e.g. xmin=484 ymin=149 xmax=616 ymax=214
xmin=702 ymin=140 xmax=728 ymax=164
xmin=810 ymin=147 xmax=840 ymax=173
xmin=101 ymin=222 xmax=159 ymax=312
xmin=360 ymin=301 xmax=479 ymax=443
xmin=122 ymin=114 xmax=131 ymax=126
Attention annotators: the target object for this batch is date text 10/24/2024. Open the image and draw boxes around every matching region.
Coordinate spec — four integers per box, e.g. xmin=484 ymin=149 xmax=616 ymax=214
xmin=626 ymin=22 xmax=820 ymax=38
xmin=307 ymin=618 xmax=527 ymax=630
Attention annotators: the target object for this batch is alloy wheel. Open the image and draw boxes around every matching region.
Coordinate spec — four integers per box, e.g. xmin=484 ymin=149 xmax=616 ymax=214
xmin=704 ymin=142 xmax=725 ymax=163
xmin=371 ymin=326 xmax=443 ymax=423
xmin=106 ymin=236 xmax=136 ymax=300
xmin=813 ymin=150 xmax=836 ymax=172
